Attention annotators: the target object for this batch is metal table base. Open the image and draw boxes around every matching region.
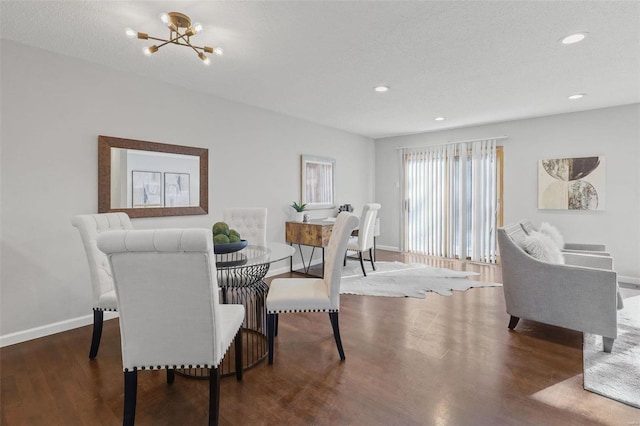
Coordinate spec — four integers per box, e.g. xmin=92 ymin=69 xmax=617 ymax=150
xmin=178 ymin=251 xmax=272 ymax=378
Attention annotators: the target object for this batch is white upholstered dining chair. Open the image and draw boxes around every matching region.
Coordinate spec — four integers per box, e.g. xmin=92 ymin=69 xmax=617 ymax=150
xmin=72 ymin=212 xmax=133 ymax=359
xmin=266 ymin=212 xmax=359 ymax=364
xmin=223 ymin=207 xmax=267 ymax=246
xmin=345 ymin=203 xmax=381 ymax=276
xmin=97 ymin=228 xmax=245 ymax=426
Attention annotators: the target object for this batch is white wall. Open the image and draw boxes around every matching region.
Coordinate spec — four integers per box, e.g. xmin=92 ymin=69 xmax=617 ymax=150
xmin=0 ymin=40 xmax=375 ymax=341
xmin=375 ymin=104 xmax=640 ymax=281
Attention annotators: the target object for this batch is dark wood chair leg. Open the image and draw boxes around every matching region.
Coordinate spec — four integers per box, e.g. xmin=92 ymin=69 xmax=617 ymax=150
xmin=166 ymin=368 xmax=175 ymax=384
xmin=234 ymin=329 xmax=243 ymax=381
xmin=329 ymin=312 xmax=346 ymax=360
xmin=256 ymin=285 xmax=264 ymax=331
xmin=123 ymin=370 xmax=137 ymax=426
xmin=603 ymin=337 xmax=614 ymax=353
xmin=343 ymin=253 xmax=347 ymax=267
xmin=369 ymin=248 xmax=376 ymax=271
xmin=274 ymin=313 xmax=279 ymax=337
xmin=89 ymin=309 xmax=104 ymax=359
xmin=358 ymin=252 xmax=367 ymax=277
xmin=209 ymin=367 xmax=220 ymax=426
xmin=267 ymin=313 xmax=276 ymax=365
xmin=508 ymin=315 xmax=520 ymax=330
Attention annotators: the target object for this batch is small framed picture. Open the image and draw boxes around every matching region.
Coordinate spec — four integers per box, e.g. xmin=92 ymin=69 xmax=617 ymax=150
xmin=164 ymin=172 xmax=190 ymax=207
xmin=132 ymin=171 xmax=162 ymax=207
xmin=301 ymin=155 xmax=336 ymax=210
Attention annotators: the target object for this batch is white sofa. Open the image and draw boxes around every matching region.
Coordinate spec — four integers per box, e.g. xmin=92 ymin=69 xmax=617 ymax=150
xmin=497 ymin=223 xmax=618 ymax=352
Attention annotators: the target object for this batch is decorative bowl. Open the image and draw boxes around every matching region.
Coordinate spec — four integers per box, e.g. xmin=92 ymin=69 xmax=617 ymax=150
xmin=214 ymin=239 xmax=248 ymax=254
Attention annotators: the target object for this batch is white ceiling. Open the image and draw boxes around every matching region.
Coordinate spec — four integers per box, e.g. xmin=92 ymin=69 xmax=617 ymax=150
xmin=1 ymin=1 xmax=639 ymax=138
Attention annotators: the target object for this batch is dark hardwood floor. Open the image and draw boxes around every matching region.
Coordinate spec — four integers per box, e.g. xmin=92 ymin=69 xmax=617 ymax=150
xmin=2 ymin=251 xmax=638 ymax=425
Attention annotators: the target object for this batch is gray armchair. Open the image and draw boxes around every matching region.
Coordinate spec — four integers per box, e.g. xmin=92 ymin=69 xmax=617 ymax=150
xmin=497 ymin=223 xmax=618 ymax=352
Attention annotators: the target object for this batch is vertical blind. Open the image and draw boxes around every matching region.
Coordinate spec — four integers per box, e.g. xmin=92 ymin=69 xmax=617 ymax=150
xmin=402 ymin=138 xmax=500 ymax=263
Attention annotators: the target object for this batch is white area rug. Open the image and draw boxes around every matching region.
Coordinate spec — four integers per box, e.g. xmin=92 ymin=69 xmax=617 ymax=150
xmin=340 ymin=261 xmax=501 ymax=298
xmin=583 ymin=295 xmax=640 ymax=408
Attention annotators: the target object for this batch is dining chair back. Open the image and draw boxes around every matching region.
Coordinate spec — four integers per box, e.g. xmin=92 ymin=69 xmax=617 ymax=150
xmin=71 ymin=212 xmax=133 ymax=358
xmin=223 ymin=207 xmax=267 ymax=246
xmin=346 ymin=203 xmax=381 ymax=276
xmin=97 ymin=228 xmax=245 ymax=426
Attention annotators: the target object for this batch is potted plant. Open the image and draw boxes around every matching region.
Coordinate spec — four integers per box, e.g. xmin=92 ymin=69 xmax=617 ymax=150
xmin=291 ymin=201 xmax=307 ymax=222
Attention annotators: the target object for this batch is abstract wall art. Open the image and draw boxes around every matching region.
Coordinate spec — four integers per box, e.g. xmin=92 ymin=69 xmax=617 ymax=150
xmin=132 ymin=170 xmax=162 ymax=207
xmin=301 ymin=155 xmax=336 ymax=209
xmin=164 ymin=172 xmax=190 ymax=207
xmin=538 ymin=156 xmax=605 ymax=210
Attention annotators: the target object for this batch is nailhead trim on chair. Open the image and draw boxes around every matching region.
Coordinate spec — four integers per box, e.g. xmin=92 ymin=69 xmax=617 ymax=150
xmin=120 ymin=331 xmax=240 ymax=372
xmin=123 ymin=363 xmax=214 ymax=372
xmin=93 ymin=307 xmax=117 ymax=312
xmin=267 ymin=308 xmax=338 ymax=314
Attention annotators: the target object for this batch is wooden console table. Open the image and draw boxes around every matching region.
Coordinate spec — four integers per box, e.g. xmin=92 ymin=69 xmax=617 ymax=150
xmin=285 ymin=218 xmax=380 ymax=277
xmin=285 ymin=219 xmax=334 ymax=276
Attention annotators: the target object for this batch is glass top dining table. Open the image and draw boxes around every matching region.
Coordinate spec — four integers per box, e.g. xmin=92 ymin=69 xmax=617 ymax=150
xmin=215 ymin=242 xmax=295 ymax=279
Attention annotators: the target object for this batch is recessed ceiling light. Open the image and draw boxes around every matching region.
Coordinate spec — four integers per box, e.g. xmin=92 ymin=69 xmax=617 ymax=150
xmin=374 ymin=86 xmax=389 ymax=93
xmin=434 ymin=117 xmax=445 ymax=121
xmin=568 ymin=93 xmax=586 ymax=100
xmin=560 ymin=33 xmax=588 ymax=45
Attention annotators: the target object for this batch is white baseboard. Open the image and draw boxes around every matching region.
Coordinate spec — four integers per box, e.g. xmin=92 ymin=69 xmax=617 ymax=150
xmin=0 ymin=311 xmax=118 ymax=348
xmin=266 ymin=259 xmax=323 ymax=277
xmin=376 ymin=244 xmax=400 ymax=252
xmin=619 ymin=275 xmax=640 ymax=286
xmin=1 ymin=259 xmax=316 ymax=348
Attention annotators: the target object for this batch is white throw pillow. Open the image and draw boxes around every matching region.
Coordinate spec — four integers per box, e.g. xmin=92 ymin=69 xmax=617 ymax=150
xmin=539 ymin=222 xmax=564 ymax=249
xmin=522 ymin=231 xmax=565 ymax=264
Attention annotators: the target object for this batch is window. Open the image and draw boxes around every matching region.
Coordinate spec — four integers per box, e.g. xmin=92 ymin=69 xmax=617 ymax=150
xmin=402 ymin=139 xmax=503 ymax=263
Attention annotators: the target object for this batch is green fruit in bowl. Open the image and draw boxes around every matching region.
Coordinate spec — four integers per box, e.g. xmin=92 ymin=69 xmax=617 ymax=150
xmin=229 ymin=229 xmax=241 ymax=242
xmin=212 ymin=222 xmax=230 ymax=236
xmin=213 ymin=234 xmax=230 ymax=244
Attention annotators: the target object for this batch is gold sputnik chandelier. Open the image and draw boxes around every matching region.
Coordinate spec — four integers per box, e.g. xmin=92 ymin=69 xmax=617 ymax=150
xmin=126 ymin=12 xmax=223 ymax=65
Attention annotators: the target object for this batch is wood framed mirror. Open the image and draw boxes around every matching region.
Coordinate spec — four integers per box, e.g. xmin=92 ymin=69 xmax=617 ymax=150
xmin=98 ymin=135 xmax=208 ymax=218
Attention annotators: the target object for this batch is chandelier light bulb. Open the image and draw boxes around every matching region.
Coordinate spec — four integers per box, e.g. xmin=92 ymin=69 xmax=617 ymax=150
xmin=214 ymin=47 xmax=224 ymax=56
xmin=160 ymin=13 xmax=170 ymax=24
xmin=193 ymin=22 xmax=203 ymax=33
xmin=125 ymin=28 xmax=136 ymax=38
xmin=198 ymin=52 xmax=211 ymax=65
xmin=143 ymin=45 xmax=159 ymax=56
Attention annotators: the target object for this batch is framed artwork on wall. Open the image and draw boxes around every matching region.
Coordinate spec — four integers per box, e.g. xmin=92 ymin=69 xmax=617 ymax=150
xmin=164 ymin=172 xmax=190 ymax=207
xmin=301 ymin=155 xmax=336 ymax=210
xmin=538 ymin=156 xmax=605 ymax=210
xmin=132 ymin=170 xmax=162 ymax=207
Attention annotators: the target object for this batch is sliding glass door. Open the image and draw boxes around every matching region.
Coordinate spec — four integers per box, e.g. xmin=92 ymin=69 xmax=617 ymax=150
xmin=401 ymin=139 xmax=503 ymax=263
